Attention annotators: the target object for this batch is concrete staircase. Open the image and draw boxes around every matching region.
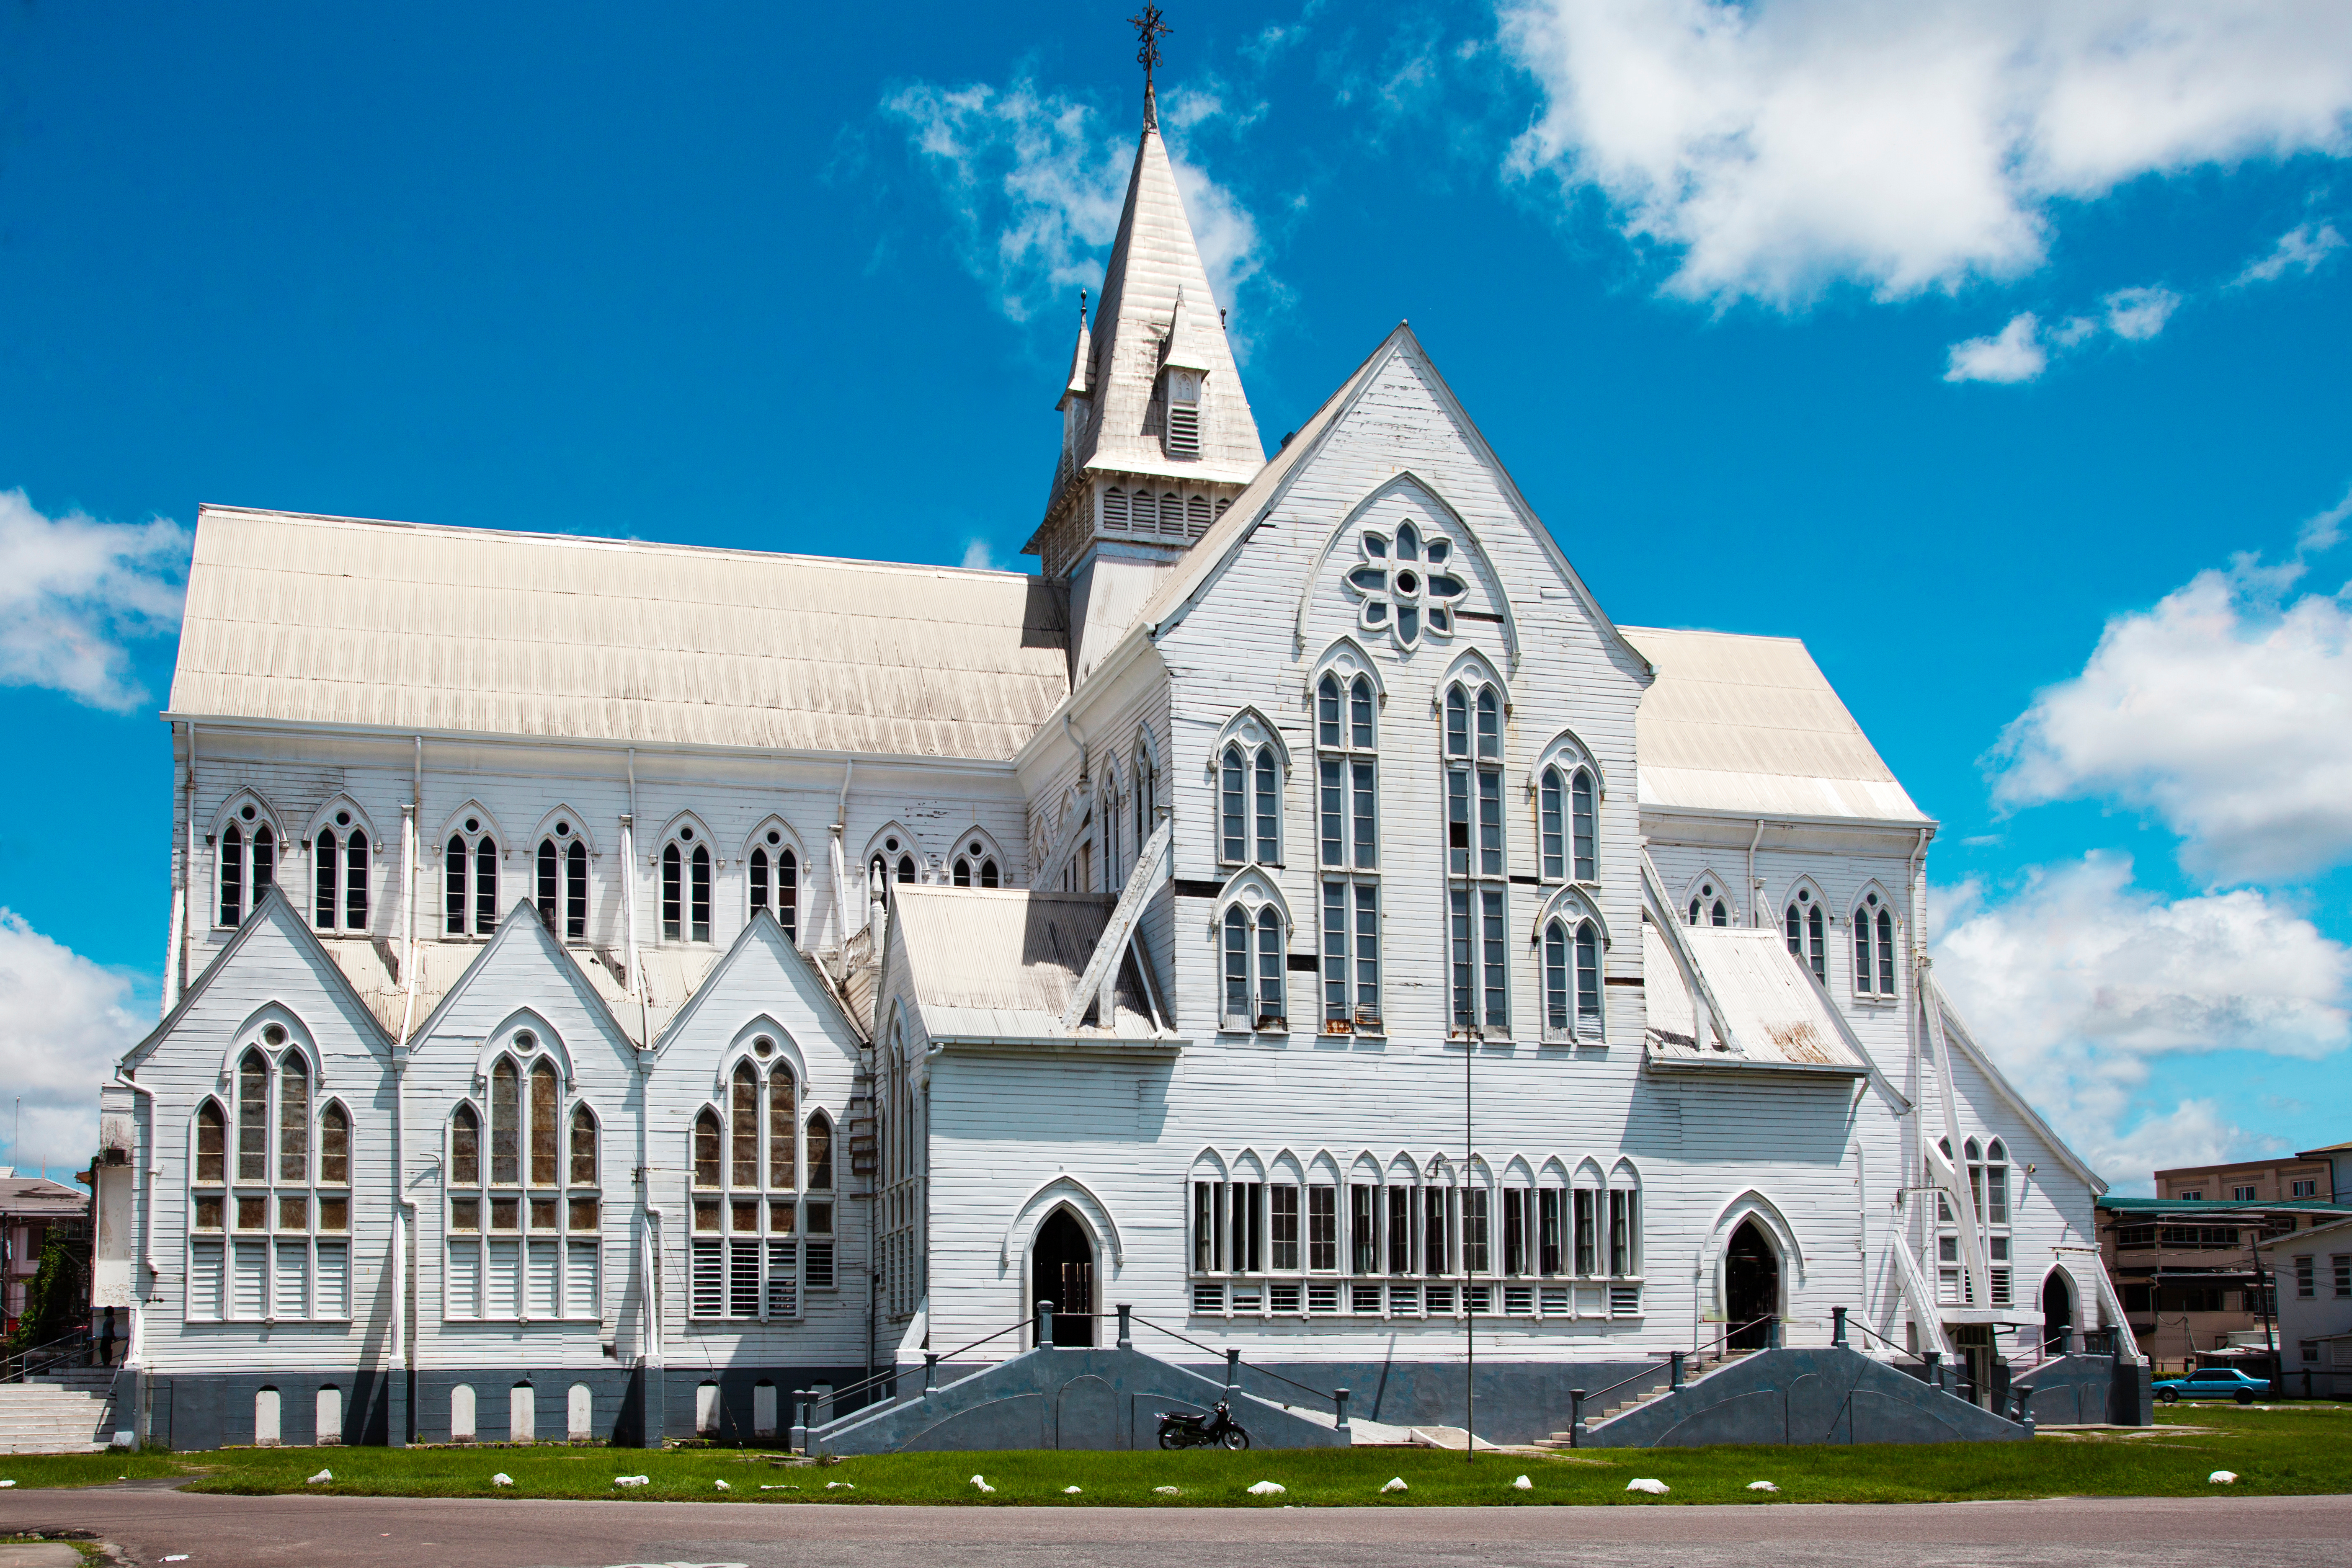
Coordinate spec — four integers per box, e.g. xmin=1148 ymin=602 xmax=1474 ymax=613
xmin=1532 ymin=1349 xmax=1754 ymax=1448
xmin=0 ymin=1368 xmax=118 ymax=1455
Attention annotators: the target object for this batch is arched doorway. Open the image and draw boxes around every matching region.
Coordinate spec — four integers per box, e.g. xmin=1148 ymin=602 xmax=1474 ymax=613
xmin=2042 ymin=1269 xmax=2075 ymax=1354
xmin=1031 ymin=1208 xmax=1096 ymax=1346
xmin=1725 ymin=1219 xmax=1779 ymax=1350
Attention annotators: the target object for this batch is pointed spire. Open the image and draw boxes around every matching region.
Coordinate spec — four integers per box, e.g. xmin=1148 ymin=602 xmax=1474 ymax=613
xmin=1059 ymin=289 xmax=1092 ymax=409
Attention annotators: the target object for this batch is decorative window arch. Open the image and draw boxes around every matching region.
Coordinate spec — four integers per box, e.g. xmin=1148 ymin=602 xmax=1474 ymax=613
xmin=1935 ymin=1132 xmax=2013 ymax=1306
xmin=864 ymin=822 xmax=921 ymax=892
xmin=1442 ymin=655 xmax=1510 ymax=1038
xmin=443 ymin=1021 xmax=601 ymax=1323
xmin=1853 ymin=884 xmax=1900 ymax=999
xmin=1214 ymin=708 xmax=1287 ymax=867
xmin=1536 ymin=889 xmax=1606 ymax=1042
xmin=657 ymin=815 xmax=715 ymax=944
xmin=1606 ymin=1158 xmax=1644 ymax=1299
xmin=1311 ymin=642 xmax=1382 ymax=1035
xmin=1782 ymin=878 xmax=1827 ymax=983
xmin=307 ymin=798 xmax=373 ymax=934
xmin=183 ymin=1015 xmax=350 ymax=1323
xmin=1533 ymin=734 xmax=1599 ymax=885
xmin=213 ymin=792 xmax=283 ymax=929
xmin=1215 ymin=870 xmax=1291 ymax=1034
xmin=1133 ymin=725 xmax=1162 ymax=853
xmin=949 ymin=826 xmax=1003 ymax=889
xmin=532 ymin=809 xmax=592 ymax=945
xmin=438 ymin=803 xmax=503 ymax=939
xmin=1683 ymin=870 xmax=1732 ymax=928
xmin=744 ymin=819 xmax=802 ymax=940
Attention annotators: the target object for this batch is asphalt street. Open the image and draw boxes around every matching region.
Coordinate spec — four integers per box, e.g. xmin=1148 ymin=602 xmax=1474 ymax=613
xmin=4 ymin=1486 xmax=2349 ymax=1568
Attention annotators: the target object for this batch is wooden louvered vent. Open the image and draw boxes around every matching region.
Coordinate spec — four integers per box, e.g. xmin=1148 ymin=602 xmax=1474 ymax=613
xmin=1165 ymin=370 xmax=1202 ymax=459
xmin=1101 ymin=485 xmax=1130 ymax=532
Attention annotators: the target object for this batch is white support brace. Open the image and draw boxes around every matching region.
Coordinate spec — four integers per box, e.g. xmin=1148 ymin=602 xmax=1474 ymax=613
xmin=1890 ymin=1192 xmax=1955 ymax=1358
xmin=1639 ymin=853 xmax=1741 ymax=1055
xmin=1032 ymin=794 xmax=1093 ymax=894
xmin=1058 ymin=816 xmax=1172 ymax=1031
xmin=1919 ymin=966 xmax=1990 ymax=1305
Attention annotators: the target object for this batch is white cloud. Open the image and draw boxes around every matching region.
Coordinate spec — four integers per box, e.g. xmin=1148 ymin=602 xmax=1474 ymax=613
xmin=1992 ymin=554 xmax=2352 ymax=883
xmin=2232 ymin=219 xmax=2347 ymax=285
xmin=0 ymin=489 xmax=188 ymax=712
xmin=1932 ymin=855 xmax=2349 ymax=1186
xmin=1944 ymin=313 xmax=2045 ymax=383
xmin=881 ymin=77 xmax=1269 ymax=328
xmin=2299 ymin=482 xmax=2352 ymax=554
xmin=0 ymin=911 xmax=148 ymax=1173
xmin=2102 ymin=284 xmax=2180 ymax=340
xmin=1498 ymin=0 xmax=2352 ymax=307
xmin=959 ymin=538 xmax=995 ymax=571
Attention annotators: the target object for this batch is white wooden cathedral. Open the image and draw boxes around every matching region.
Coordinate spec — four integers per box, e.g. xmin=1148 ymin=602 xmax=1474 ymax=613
xmin=90 ymin=63 xmax=2139 ymax=1450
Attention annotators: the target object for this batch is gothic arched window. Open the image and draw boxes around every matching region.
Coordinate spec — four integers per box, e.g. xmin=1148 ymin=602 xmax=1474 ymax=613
xmin=661 ymin=825 xmax=714 ymax=943
xmin=444 ymin=813 xmax=498 ymax=937
xmin=1314 ymin=666 xmax=1380 ymax=1034
xmin=1784 ymin=886 xmax=1825 ymax=982
xmin=1854 ymin=889 xmax=1898 ymax=998
xmin=748 ymin=828 xmax=799 ymax=939
xmin=1443 ymin=674 xmax=1509 ymax=1038
xmin=313 ymin=808 xmax=369 ymax=932
xmin=216 ymin=800 xmax=279 ymax=928
xmin=534 ymin=819 xmax=589 ymax=944
xmin=444 ymin=1032 xmax=601 ymax=1322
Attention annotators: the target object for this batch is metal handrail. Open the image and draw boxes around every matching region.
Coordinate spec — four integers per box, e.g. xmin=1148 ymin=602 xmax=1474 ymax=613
xmin=799 ymin=1316 xmax=1035 ymax=1418
xmin=1 ymin=1326 xmax=93 ymax=1385
xmin=1127 ymin=1313 xmax=1341 ymax=1412
xmin=1577 ymin=1313 xmax=1777 ymax=1414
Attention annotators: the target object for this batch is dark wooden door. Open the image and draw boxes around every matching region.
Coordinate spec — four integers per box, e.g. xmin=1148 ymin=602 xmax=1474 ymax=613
xmin=1032 ymin=1209 xmax=1096 ymax=1346
xmin=1725 ymin=1220 xmax=1778 ymax=1350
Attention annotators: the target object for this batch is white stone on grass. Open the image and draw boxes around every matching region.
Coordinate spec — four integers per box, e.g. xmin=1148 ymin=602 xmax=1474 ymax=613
xmin=1747 ymin=1480 xmax=1779 ymax=1493
xmin=1153 ymin=1485 xmax=1180 ymax=1496
xmin=1381 ymin=1477 xmax=1407 ymax=1493
xmin=614 ymin=1474 xmax=650 ymax=1487
xmin=825 ymin=1480 xmax=854 ymax=1489
xmin=2210 ymin=1470 xmax=2238 ymax=1485
xmin=970 ymin=1475 xmax=995 ymax=1493
xmin=492 ymin=1473 xmax=514 ymax=1487
xmin=714 ymin=1479 xmax=731 ymax=1491
xmin=0 ymin=1480 xmax=14 ymax=1487
xmin=1512 ymin=1475 xmax=1532 ymax=1491
xmin=1248 ymin=1480 xmax=1287 ymax=1496
xmin=1626 ymin=1478 xmax=1669 ymax=1495
xmin=306 ymin=1469 xmax=333 ymax=1484
xmin=1063 ymin=1485 xmax=1082 ymax=1493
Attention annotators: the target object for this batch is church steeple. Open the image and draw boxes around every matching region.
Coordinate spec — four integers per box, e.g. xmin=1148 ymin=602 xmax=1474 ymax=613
xmin=1026 ymin=9 xmax=1266 ymax=681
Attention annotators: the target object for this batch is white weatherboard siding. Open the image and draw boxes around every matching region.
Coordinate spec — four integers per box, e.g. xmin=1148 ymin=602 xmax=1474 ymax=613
xmin=111 ymin=86 xmax=2113 ymax=1449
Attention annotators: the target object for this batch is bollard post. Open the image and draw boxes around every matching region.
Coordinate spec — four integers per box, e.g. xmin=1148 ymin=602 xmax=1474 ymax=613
xmin=1225 ymin=1347 xmax=1240 ymax=1394
xmin=789 ymin=1389 xmax=809 ymax=1455
xmin=1568 ymin=1388 xmax=1586 ymax=1448
xmin=923 ymin=1354 xmax=939 ymax=1397
xmin=1037 ymin=1299 xmax=1055 ymax=1350
xmin=1767 ymin=1316 xmax=1782 ymax=1350
xmin=1831 ymin=1305 xmax=1848 ymax=1347
xmin=2059 ymin=1325 xmax=2074 ymax=1356
xmin=1669 ymin=1351 xmax=1685 ymax=1389
xmin=1334 ymin=1387 xmax=1351 ymax=1439
xmin=1117 ymin=1303 xmax=1133 ymax=1349
xmin=1924 ymin=1351 xmax=1943 ymax=1393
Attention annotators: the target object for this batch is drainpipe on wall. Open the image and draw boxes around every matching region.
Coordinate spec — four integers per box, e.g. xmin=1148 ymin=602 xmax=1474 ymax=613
xmin=388 ymin=737 xmax=423 ymax=1447
xmin=175 ymin=723 xmax=198 ymax=1008
xmin=831 ymin=760 xmax=855 ymax=944
xmin=625 ymin=748 xmax=648 ymax=1047
xmin=1746 ymin=818 xmax=1766 ymax=928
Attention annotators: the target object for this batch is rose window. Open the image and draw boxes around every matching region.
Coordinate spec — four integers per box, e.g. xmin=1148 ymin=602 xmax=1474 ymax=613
xmin=1345 ymin=519 xmax=1467 ymax=650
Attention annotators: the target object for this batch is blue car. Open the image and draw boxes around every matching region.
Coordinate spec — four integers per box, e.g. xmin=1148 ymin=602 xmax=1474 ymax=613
xmin=2153 ymin=1367 xmax=2271 ymax=1404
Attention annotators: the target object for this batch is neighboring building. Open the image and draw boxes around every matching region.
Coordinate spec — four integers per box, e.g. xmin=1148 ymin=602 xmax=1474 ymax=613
xmin=2098 ymin=1194 xmax=2352 ymax=1374
xmin=2156 ymin=1152 xmax=2339 ymax=1207
xmin=3 ymin=1170 xmax=93 ymax=1338
xmin=2261 ymin=1214 xmax=2352 ymax=1399
xmin=91 ymin=64 xmax=2137 ymax=1451
xmin=2294 ymin=1141 xmax=2352 ymax=1204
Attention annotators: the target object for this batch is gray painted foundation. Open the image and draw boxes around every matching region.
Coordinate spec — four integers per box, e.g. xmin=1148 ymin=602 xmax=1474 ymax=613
xmin=1579 ymin=1347 xmax=2029 ymax=1447
xmin=150 ymin=1370 xmax=393 ymax=1451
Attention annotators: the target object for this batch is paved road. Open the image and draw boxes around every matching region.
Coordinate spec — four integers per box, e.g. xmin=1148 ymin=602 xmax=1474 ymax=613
xmin=5 ymin=1485 xmax=2349 ymax=1568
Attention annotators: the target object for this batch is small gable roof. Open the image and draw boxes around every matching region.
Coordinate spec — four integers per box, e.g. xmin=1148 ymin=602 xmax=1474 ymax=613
xmin=890 ymin=887 xmax=1161 ymax=1042
xmin=407 ymin=903 xmax=634 ymax=1052
xmin=653 ymin=909 xmax=860 ymax=1053
xmin=125 ymin=884 xmax=391 ymax=1073
xmin=1642 ymin=923 xmax=1870 ymax=1076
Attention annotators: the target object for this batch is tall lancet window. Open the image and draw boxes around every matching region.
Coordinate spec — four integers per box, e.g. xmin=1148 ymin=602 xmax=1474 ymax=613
xmin=313 ymin=808 xmax=369 ymax=933
xmin=1315 ymin=666 xmax=1381 ymax=1034
xmin=216 ymin=800 xmax=279 ymax=928
xmin=1443 ymin=677 xmax=1509 ymax=1037
xmin=688 ymin=1040 xmax=817 ymax=1321
xmin=661 ymin=824 xmax=712 ymax=943
xmin=536 ymin=819 xmax=590 ymax=944
xmin=444 ymin=814 xmax=498 ymax=937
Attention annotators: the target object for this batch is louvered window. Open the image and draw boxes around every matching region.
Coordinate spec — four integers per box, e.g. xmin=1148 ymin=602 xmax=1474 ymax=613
xmin=1157 ymin=491 xmax=1184 ymax=538
xmin=448 ymin=1042 xmax=600 ymax=1321
xmin=687 ymin=1053 xmax=814 ymax=1318
xmin=1102 ymin=486 xmax=1129 ymax=532
xmin=1164 ymin=370 xmax=1201 ymax=458
xmin=197 ymin=1024 xmax=355 ymax=1322
xmin=1186 ymin=494 xmax=1211 ymax=536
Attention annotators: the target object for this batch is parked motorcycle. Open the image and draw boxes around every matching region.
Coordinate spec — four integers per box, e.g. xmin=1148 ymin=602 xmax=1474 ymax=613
xmin=1155 ymin=1400 xmax=1250 ymax=1450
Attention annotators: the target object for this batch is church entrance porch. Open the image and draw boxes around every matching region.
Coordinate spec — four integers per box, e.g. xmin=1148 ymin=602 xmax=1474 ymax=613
xmin=1032 ymin=1208 xmax=1096 ymax=1347
xmin=2043 ymin=1269 xmax=2076 ymax=1354
xmin=1724 ymin=1219 xmax=1779 ymax=1350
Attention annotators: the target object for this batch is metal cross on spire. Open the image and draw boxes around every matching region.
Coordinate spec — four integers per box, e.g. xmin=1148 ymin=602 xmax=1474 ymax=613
xmin=1131 ymin=5 xmax=1172 ymax=127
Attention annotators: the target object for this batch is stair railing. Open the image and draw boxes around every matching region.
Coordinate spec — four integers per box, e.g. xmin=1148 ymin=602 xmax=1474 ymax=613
xmin=0 ymin=1326 xmax=93 ymax=1385
xmin=1564 ymin=1314 xmax=1778 ymax=1447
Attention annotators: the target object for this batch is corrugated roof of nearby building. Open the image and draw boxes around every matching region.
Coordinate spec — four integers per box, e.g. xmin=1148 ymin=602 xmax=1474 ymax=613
xmin=0 ymin=1174 xmax=89 ymax=1217
xmin=2095 ymin=1196 xmax=2352 ymax=1213
xmin=1619 ymin=626 xmax=1929 ymax=823
xmin=890 ymin=887 xmax=1161 ymax=1041
xmin=168 ymin=506 xmax=1072 ymax=761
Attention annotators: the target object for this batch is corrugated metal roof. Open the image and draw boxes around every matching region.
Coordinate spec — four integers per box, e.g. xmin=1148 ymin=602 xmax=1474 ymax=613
xmin=891 ymin=887 xmax=1158 ymax=1039
xmin=169 ymin=506 xmax=1072 ymax=761
xmin=0 ymin=1175 xmax=87 ymax=1217
xmin=1643 ymin=922 xmax=1868 ymax=1072
xmin=1620 ymin=627 xmax=1928 ymax=823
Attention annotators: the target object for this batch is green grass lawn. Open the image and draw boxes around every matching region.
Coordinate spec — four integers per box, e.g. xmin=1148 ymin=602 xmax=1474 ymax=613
xmin=4 ymin=1406 xmax=2346 ymax=1505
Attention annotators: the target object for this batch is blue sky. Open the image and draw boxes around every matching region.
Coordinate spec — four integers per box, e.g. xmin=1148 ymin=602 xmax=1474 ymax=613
xmin=3 ymin=1 xmax=2349 ymax=1188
